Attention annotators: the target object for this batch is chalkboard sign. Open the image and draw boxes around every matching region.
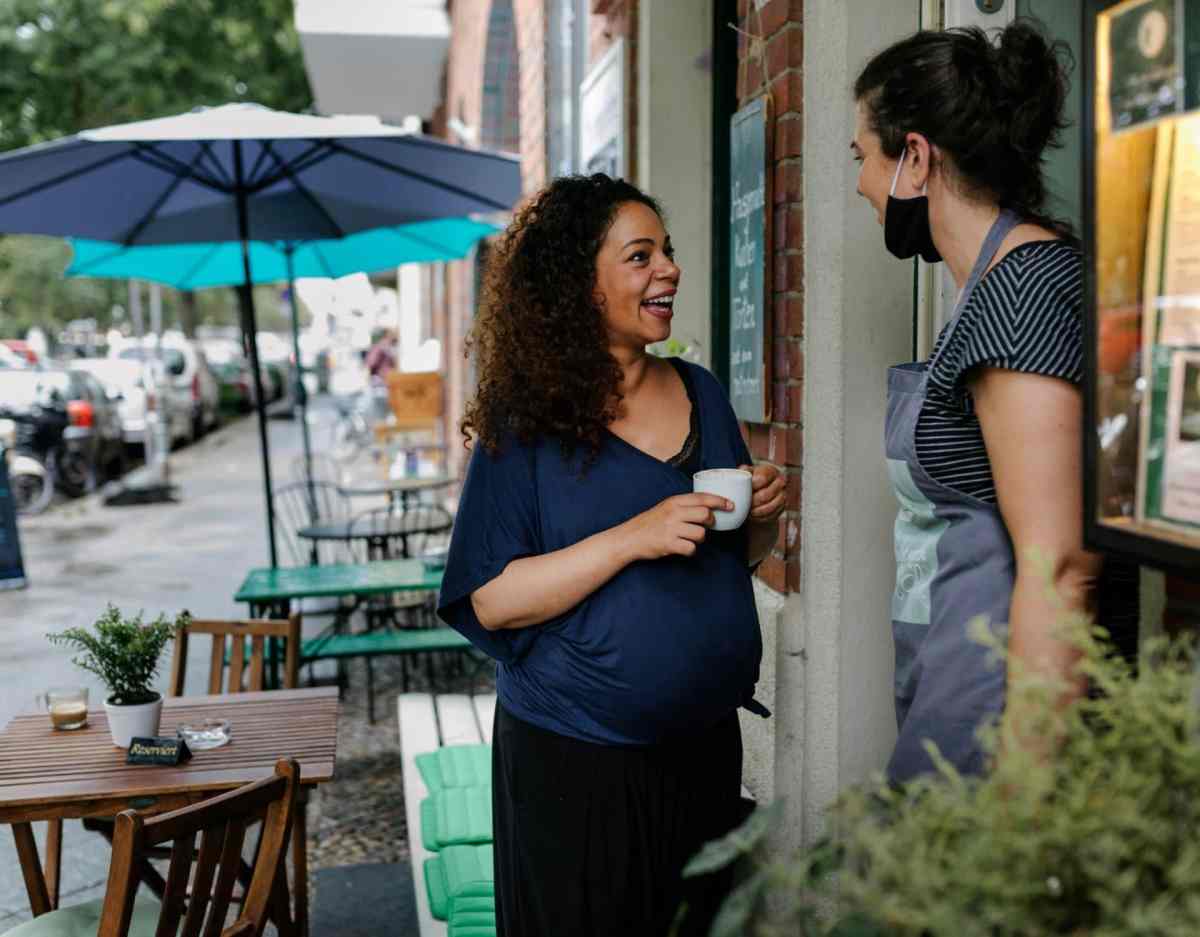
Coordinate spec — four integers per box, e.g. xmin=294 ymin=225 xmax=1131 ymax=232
xmin=729 ymin=96 xmax=772 ymax=423
xmin=0 ymin=455 xmax=27 ymax=590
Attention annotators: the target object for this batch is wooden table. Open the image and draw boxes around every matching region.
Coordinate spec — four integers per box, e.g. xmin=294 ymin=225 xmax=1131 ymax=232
xmin=235 ymin=558 xmax=444 ymax=620
xmin=0 ymin=688 xmax=338 ymax=936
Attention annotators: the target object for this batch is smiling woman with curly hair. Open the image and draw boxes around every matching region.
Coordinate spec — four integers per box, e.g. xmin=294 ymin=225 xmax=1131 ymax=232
xmin=438 ymin=174 xmax=784 ymax=937
xmin=460 ymin=175 xmax=634 ymax=458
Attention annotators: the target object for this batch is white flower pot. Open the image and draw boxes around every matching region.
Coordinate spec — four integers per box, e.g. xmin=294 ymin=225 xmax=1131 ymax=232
xmin=103 ymin=693 xmax=163 ymax=748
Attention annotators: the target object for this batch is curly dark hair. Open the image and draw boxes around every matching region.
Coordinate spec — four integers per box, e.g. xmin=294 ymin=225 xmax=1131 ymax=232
xmin=461 ymin=173 xmax=664 ymax=459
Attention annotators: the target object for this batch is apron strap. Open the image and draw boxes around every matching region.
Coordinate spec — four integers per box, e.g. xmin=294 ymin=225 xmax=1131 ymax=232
xmin=936 ymin=209 xmax=1022 ymax=355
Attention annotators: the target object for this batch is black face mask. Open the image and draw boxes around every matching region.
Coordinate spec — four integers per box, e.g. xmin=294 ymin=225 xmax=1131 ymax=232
xmin=884 ymin=154 xmax=942 ymax=264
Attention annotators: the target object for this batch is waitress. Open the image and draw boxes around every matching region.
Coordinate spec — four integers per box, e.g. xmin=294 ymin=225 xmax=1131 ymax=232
xmin=851 ymin=20 xmax=1139 ymax=782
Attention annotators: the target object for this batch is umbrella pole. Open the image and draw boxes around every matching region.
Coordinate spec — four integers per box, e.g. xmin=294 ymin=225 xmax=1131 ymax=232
xmin=233 ymin=142 xmax=279 ymax=568
xmin=284 ymin=245 xmax=316 ymax=520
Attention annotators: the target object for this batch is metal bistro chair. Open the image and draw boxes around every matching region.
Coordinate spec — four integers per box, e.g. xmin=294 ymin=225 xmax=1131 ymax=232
xmin=287 ymin=452 xmax=343 ymax=489
xmin=273 ymin=480 xmax=354 ymax=568
xmin=1 ymin=760 xmax=301 ymax=937
xmin=349 ymin=503 xmax=454 ymax=564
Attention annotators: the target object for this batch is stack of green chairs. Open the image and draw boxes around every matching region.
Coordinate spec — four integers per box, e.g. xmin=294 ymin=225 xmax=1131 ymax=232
xmin=415 ymin=743 xmax=492 ymax=792
xmin=417 ymin=744 xmax=497 ymax=936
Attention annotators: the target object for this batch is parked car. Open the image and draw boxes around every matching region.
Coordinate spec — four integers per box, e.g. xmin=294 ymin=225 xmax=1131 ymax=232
xmin=256 ymin=332 xmax=295 ymax=403
xmin=0 ymin=344 xmax=27 ymax=370
xmin=0 ymin=368 xmax=125 ymax=496
xmin=109 ymin=336 xmax=220 ymax=440
xmin=199 ymin=338 xmax=258 ymax=412
xmin=1 ymin=339 xmax=39 ymax=366
xmin=70 ymin=358 xmax=191 ymax=448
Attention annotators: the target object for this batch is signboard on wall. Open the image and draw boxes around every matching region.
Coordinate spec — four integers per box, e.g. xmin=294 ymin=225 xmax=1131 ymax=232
xmin=580 ymin=39 xmax=626 ymax=178
xmin=0 ymin=456 xmax=27 ymax=591
xmin=728 ymin=96 xmax=772 ymax=423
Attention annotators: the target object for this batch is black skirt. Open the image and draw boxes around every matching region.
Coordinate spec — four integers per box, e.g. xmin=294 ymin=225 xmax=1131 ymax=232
xmin=491 ymin=703 xmax=744 ymax=937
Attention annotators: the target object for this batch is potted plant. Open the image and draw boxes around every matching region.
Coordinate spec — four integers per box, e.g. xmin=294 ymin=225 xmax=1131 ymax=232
xmin=691 ymin=599 xmax=1200 ymax=935
xmin=48 ymin=605 xmax=185 ymax=748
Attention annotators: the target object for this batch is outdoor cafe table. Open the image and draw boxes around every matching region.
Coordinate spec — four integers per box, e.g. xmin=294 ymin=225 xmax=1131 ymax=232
xmin=337 ymin=473 xmax=455 ymax=510
xmin=297 ymin=512 xmax=453 ymax=561
xmin=234 ymin=558 xmax=444 ymax=620
xmin=0 ymin=687 xmax=338 ymax=937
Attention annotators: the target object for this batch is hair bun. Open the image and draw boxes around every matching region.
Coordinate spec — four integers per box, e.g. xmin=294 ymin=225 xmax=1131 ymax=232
xmin=994 ymin=19 xmax=1071 ymax=159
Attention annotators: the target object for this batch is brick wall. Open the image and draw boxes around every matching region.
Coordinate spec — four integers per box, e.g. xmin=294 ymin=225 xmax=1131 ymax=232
xmin=514 ymin=0 xmax=547 ymax=193
xmin=736 ymin=0 xmax=803 ymax=595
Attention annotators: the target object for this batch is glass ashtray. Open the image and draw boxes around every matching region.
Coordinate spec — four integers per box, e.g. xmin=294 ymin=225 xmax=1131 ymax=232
xmin=177 ymin=718 xmax=231 ymax=751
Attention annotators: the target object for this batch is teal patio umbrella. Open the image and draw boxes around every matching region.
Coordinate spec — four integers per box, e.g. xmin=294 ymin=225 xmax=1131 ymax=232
xmin=66 ymin=218 xmax=501 ymax=288
xmin=66 ymin=216 xmax=500 ymax=518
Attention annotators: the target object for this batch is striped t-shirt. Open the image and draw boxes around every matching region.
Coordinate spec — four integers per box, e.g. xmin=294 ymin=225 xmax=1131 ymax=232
xmin=914 ymin=239 xmax=1139 ymax=653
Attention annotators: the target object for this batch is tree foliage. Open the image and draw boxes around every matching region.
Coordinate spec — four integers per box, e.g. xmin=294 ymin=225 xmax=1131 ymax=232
xmin=0 ymin=0 xmax=312 ymax=340
xmin=0 ymin=0 xmax=310 ymax=150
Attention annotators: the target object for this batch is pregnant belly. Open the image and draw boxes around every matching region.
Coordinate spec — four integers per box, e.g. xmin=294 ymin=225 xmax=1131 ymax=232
xmin=536 ymin=603 xmax=761 ymax=743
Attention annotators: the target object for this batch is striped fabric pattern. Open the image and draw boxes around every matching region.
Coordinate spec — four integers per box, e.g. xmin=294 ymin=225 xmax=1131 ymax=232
xmin=917 ymin=240 xmax=1082 ymax=504
xmin=914 ymin=238 xmax=1139 ymax=657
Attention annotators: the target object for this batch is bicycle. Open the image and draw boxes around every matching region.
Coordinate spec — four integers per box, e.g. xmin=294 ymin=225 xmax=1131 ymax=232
xmin=329 ymin=386 xmax=390 ymax=462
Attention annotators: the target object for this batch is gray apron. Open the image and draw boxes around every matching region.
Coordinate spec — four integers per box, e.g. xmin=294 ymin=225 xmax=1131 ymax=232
xmin=885 ymin=209 xmax=1021 ymax=784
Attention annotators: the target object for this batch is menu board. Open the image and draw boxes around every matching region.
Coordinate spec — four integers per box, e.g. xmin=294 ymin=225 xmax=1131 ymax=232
xmin=728 ymin=97 xmax=772 ymax=423
xmin=0 ymin=456 xmax=27 ymax=591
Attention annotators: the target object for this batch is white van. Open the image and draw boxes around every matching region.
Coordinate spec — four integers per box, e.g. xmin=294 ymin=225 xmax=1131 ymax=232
xmin=108 ymin=335 xmax=220 ymax=442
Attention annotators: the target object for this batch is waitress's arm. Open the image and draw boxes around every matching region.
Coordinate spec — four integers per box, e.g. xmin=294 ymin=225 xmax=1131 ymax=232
xmin=971 ymin=368 xmax=1103 ymax=735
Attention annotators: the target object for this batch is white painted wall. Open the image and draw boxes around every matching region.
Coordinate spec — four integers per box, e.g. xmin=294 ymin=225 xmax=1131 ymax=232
xmin=637 ymin=0 xmax=713 ymax=367
xmin=771 ymin=0 xmax=921 ymax=851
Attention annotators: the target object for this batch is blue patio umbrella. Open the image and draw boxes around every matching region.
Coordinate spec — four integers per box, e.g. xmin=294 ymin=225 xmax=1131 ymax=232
xmin=0 ymin=103 xmax=520 ymax=565
xmin=64 ymin=217 xmax=501 ymax=505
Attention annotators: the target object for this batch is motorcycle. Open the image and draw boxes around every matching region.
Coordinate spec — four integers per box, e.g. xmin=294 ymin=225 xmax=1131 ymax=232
xmin=0 ymin=418 xmax=53 ymax=515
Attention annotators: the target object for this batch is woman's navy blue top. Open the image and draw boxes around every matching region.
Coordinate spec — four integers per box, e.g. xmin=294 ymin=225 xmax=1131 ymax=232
xmin=436 ymin=359 xmax=763 ymax=746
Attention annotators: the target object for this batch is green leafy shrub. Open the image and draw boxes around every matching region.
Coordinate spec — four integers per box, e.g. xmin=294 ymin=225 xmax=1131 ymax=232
xmin=692 ymin=610 xmax=1200 ymax=936
xmin=48 ymin=605 xmax=186 ymax=705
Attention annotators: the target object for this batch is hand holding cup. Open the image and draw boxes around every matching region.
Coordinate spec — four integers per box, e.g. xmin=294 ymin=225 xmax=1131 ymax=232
xmin=739 ymin=463 xmax=786 ymax=523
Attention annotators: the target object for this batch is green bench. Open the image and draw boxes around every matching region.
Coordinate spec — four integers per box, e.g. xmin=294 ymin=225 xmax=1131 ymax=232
xmin=301 ymin=626 xmax=470 ymax=661
xmin=303 ymin=627 xmax=471 ymax=723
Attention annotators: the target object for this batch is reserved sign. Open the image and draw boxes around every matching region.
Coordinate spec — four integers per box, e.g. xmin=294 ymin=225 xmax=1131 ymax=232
xmin=127 ymin=736 xmax=192 ymax=766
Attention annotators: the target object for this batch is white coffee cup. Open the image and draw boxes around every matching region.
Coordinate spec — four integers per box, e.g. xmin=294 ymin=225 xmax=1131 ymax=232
xmin=693 ymin=468 xmax=753 ymax=531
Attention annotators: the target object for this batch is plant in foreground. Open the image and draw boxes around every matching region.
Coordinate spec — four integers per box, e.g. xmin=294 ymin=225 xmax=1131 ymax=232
xmin=687 ymin=604 xmax=1200 ymax=936
xmin=48 ymin=605 xmax=186 ymax=706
